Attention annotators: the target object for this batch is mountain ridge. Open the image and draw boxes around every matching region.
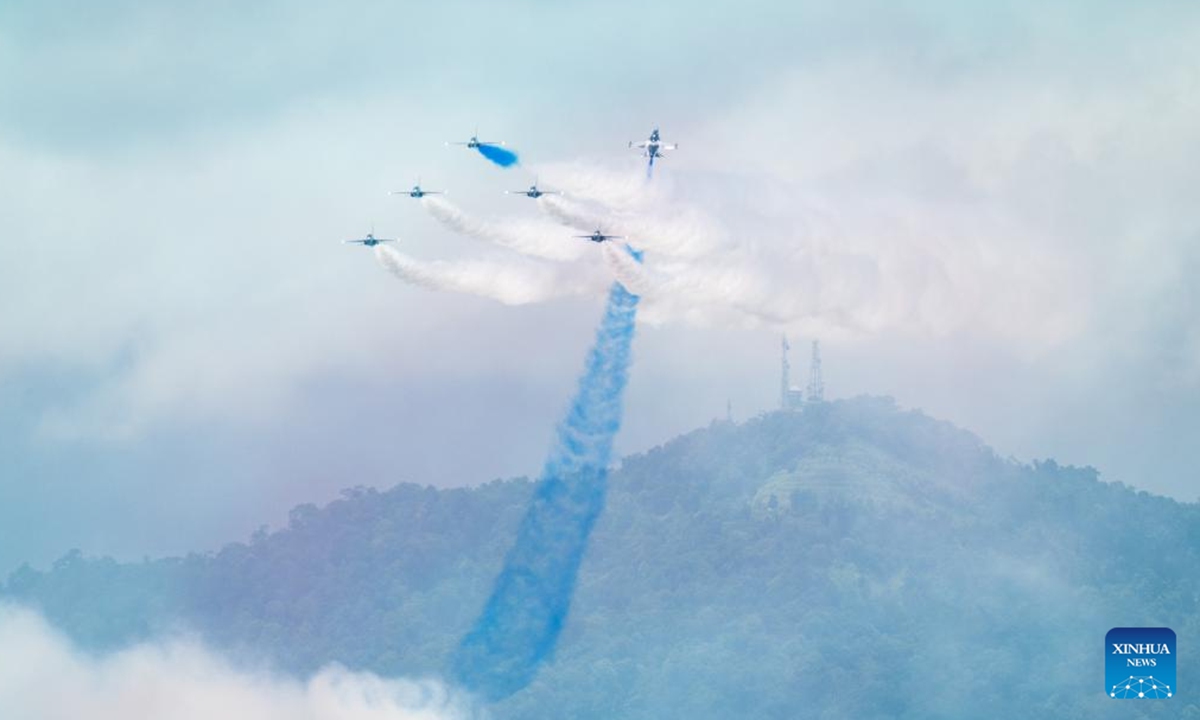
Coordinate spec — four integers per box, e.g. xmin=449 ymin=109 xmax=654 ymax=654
xmin=5 ymin=395 xmax=1197 ymax=719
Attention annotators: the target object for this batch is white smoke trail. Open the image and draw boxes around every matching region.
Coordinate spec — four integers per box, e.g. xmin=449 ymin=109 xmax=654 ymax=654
xmin=0 ymin=605 xmax=479 ymax=720
xmin=421 ymin=196 xmax=586 ymax=262
xmin=386 ymin=158 xmax=1079 ymax=343
xmin=536 ymin=195 xmax=598 ymax=232
xmin=601 ymin=243 xmax=654 ymax=297
xmin=541 ymin=193 xmax=801 ymax=325
xmin=531 ymin=160 xmax=670 ymax=210
xmin=538 ymin=186 xmax=900 ymax=331
xmin=607 ymin=206 xmax=729 ymax=259
xmin=527 ymin=157 xmax=1082 ymax=342
xmin=538 ymin=189 xmax=726 ymax=260
xmin=374 ymin=244 xmax=605 ymax=305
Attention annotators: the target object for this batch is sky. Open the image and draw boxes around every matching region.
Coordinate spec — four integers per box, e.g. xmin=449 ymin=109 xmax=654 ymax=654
xmin=2 ymin=0 xmax=1199 ymax=572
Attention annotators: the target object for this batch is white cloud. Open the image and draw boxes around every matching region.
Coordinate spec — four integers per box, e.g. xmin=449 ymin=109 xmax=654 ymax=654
xmin=0 ymin=103 xmax=477 ymax=439
xmin=0 ymin=605 xmax=479 ymax=720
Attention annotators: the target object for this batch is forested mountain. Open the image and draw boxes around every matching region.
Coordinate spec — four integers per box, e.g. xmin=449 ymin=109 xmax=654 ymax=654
xmin=5 ymin=396 xmax=1198 ymax=719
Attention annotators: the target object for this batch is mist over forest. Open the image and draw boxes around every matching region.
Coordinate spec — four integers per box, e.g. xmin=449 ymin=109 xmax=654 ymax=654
xmin=5 ymin=396 xmax=1195 ymax=719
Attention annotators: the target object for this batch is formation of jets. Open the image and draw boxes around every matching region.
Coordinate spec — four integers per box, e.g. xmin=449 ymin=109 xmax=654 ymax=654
xmin=346 ymin=127 xmax=673 ymax=248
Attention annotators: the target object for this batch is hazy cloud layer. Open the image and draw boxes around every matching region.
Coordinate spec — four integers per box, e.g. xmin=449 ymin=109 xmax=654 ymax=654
xmin=0 ymin=605 xmax=477 ymax=720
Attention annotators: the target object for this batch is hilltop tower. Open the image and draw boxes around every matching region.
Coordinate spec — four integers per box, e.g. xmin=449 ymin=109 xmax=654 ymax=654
xmin=780 ymin=336 xmax=789 ymax=408
xmin=806 ymin=340 xmax=825 ymax=403
xmin=780 ymin=335 xmax=804 ymax=410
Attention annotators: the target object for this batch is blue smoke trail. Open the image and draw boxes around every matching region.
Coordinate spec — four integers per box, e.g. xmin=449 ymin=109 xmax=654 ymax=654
xmin=450 ymin=273 xmax=640 ymax=702
xmin=476 ymin=144 xmax=519 ymax=168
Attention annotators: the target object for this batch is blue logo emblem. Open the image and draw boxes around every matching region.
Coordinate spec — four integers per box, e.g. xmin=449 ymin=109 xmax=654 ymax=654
xmin=1106 ymin=627 xmax=1175 ymax=699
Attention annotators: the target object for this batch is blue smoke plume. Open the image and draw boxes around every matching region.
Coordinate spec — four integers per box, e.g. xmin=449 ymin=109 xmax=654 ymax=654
xmin=476 ymin=144 xmax=520 ymax=168
xmin=450 ymin=276 xmax=640 ymax=701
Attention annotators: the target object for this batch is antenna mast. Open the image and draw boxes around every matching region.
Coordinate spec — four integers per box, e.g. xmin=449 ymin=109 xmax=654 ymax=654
xmin=780 ymin=335 xmax=791 ymax=410
xmin=806 ymin=340 xmax=824 ymax=403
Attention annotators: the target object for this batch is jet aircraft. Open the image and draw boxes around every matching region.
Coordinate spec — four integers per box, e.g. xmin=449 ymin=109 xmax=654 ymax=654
xmin=629 ymin=127 xmax=677 ymax=171
xmin=448 ymin=131 xmax=506 ymax=149
xmin=391 ymin=183 xmax=442 ymax=199
xmin=344 ymin=231 xmax=396 ymax=247
xmin=574 ymin=229 xmax=624 ymax=244
xmin=507 ymin=181 xmax=558 ymax=199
